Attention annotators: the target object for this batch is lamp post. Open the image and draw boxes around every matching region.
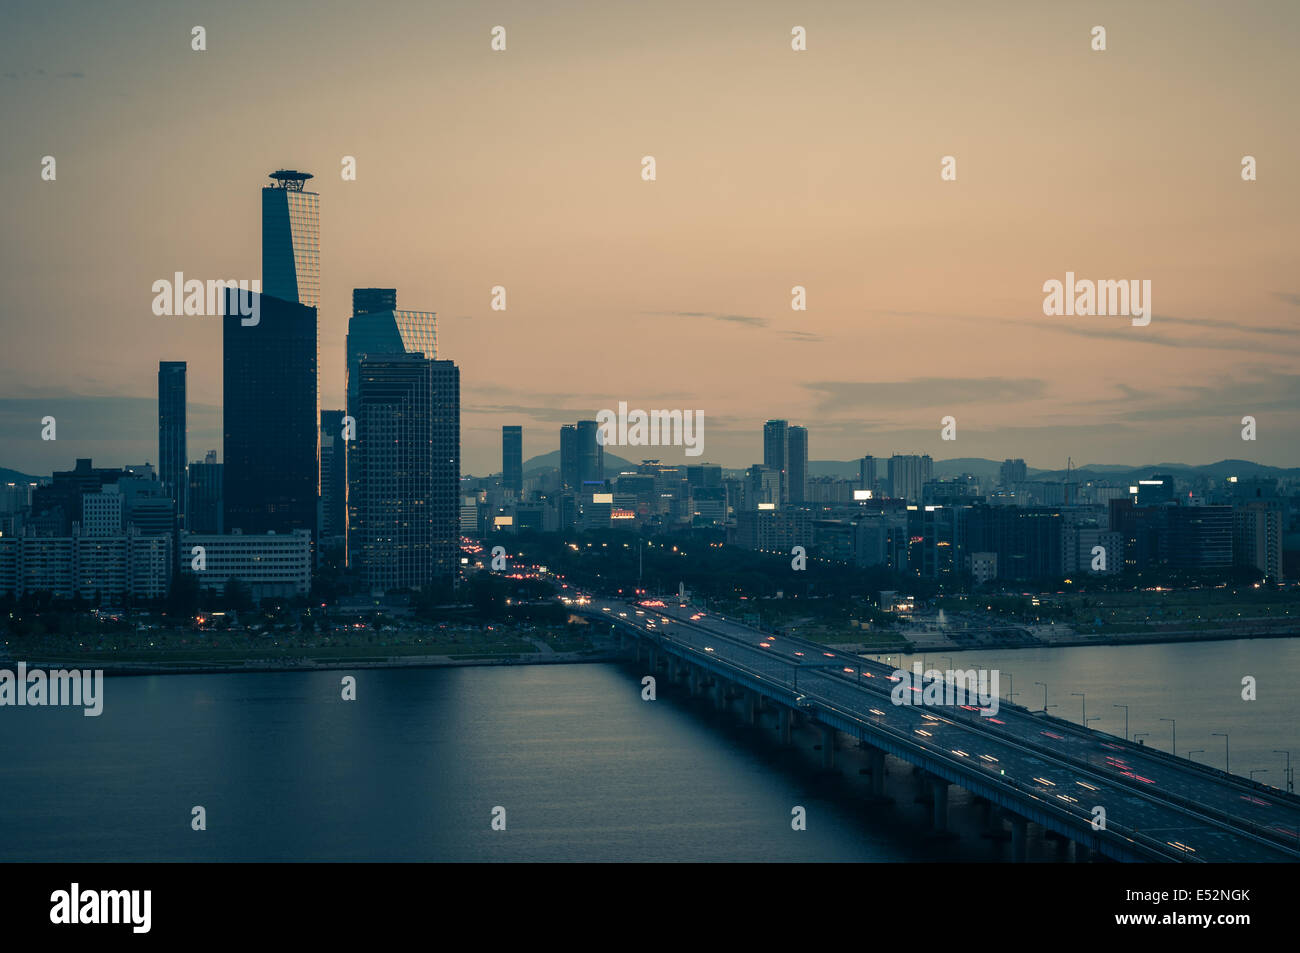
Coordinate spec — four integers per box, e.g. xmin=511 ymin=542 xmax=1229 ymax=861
xmin=1250 ymin=769 xmax=1268 ymax=782
xmin=1071 ymin=692 xmax=1086 ymax=725
xmin=1035 ymin=681 xmax=1048 ymax=712
xmin=1085 ymin=716 xmax=1101 ymax=730
xmin=1275 ymin=750 xmax=1293 ymax=793
xmin=1188 ymin=749 xmax=1204 ymax=763
xmin=1134 ymin=732 xmax=1149 ymax=746
xmin=1114 ymin=704 xmax=1128 ymax=741
xmin=1213 ymin=732 xmax=1229 ymax=774
xmin=1160 ymin=718 xmax=1176 ymax=756
xmin=1005 ymin=672 xmax=1015 ymax=706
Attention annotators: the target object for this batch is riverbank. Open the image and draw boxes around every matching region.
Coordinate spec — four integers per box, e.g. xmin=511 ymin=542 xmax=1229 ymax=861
xmin=1 ymin=649 xmax=623 ymax=677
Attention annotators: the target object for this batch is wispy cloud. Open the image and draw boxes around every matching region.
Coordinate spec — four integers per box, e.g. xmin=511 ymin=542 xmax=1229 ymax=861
xmin=644 ymin=310 xmax=770 ymax=328
xmin=805 ymin=377 xmax=1046 ymax=412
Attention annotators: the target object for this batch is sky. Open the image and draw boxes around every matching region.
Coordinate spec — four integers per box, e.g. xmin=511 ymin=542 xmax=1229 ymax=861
xmin=2 ymin=0 xmax=1298 ymax=478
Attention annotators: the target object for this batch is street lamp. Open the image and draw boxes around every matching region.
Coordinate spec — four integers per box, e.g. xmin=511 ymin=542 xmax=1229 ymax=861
xmin=1275 ymin=750 xmax=1293 ymax=793
xmin=1213 ymin=732 xmax=1230 ymax=774
xmin=1134 ymin=732 xmax=1149 ymax=746
xmin=1188 ymin=749 xmax=1204 ymax=763
xmin=1005 ymin=672 xmax=1015 ymax=706
xmin=1035 ymin=681 xmax=1048 ymax=712
xmin=1250 ymin=769 xmax=1268 ymax=782
xmin=1160 ymin=718 xmax=1176 ymax=756
xmin=1085 ymin=716 xmax=1101 ymax=730
xmin=1071 ymin=692 xmax=1086 ymax=725
xmin=1114 ymin=704 xmax=1129 ymax=740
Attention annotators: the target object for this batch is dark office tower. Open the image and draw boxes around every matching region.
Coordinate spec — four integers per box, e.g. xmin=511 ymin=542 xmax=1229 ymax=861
xmin=502 ymin=426 xmax=523 ymax=495
xmin=353 ymin=288 xmax=397 ymax=317
xmin=262 ymin=170 xmax=320 ymax=309
xmin=187 ymin=451 xmax=223 ymax=534
xmin=787 ymin=425 xmax=808 ymax=504
xmin=576 ymin=420 xmax=604 ymax=487
xmin=158 ymin=361 xmax=187 ymax=526
xmin=560 ymin=425 xmax=579 ymax=490
xmin=999 ymin=458 xmax=1027 ymax=488
xmin=686 ymin=464 xmax=723 ymax=488
xmin=345 ymin=306 xmax=437 ymax=567
xmin=859 ymin=455 xmax=878 ymax=493
xmin=223 ymin=291 xmax=318 ymax=538
xmin=355 ymin=356 xmax=459 ymax=590
xmin=763 ymin=419 xmax=789 ymax=503
xmin=320 ymin=410 xmax=348 ymax=544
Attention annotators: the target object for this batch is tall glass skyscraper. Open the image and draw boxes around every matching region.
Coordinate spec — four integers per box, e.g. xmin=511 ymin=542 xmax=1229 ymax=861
xmin=157 ymin=361 xmax=187 ymax=524
xmin=763 ymin=419 xmax=789 ymax=503
xmin=502 ymin=426 xmax=523 ymax=495
xmin=576 ymin=420 xmax=604 ymax=488
xmin=262 ymin=170 xmax=320 ymax=309
xmin=223 ymin=291 xmax=319 ymax=538
xmin=345 ymin=299 xmax=437 ymax=567
xmin=787 ymin=425 xmax=808 ymax=505
xmin=355 ymin=356 xmax=460 ymax=590
xmin=320 ymin=409 xmax=348 ymax=546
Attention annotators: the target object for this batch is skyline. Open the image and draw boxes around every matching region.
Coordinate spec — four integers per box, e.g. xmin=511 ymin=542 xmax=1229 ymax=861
xmin=3 ymin=0 xmax=1299 ymax=476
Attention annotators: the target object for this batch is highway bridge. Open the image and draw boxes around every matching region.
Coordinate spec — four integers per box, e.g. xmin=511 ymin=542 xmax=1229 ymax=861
xmin=581 ymin=597 xmax=1300 ymax=863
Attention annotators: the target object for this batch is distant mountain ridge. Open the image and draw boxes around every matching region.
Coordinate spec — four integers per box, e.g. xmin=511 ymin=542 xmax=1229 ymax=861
xmin=809 ymin=458 xmax=1300 ymax=482
xmin=0 ymin=467 xmax=43 ymax=485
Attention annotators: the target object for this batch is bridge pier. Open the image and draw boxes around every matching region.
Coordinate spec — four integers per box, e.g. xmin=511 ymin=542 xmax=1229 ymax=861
xmin=648 ymin=646 xmax=657 ymax=672
xmin=868 ymin=748 xmax=886 ymax=798
xmin=689 ymin=666 xmax=701 ymax=697
xmin=1009 ymin=815 xmax=1028 ymax=863
xmin=820 ymin=725 xmax=835 ymax=770
xmin=744 ymin=691 xmax=757 ymax=725
xmin=930 ymin=777 xmax=949 ymax=833
xmin=1074 ymin=842 xmax=1092 ymax=863
xmin=713 ymin=679 xmax=727 ymax=711
xmin=981 ymin=803 xmax=1009 ymax=841
xmin=778 ymin=706 xmax=793 ymax=745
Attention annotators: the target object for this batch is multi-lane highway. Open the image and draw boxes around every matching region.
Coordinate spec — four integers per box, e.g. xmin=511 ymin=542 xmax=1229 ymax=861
xmin=583 ymin=597 xmax=1300 ymax=863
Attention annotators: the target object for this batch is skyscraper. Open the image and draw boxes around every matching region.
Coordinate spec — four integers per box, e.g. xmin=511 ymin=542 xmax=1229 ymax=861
xmin=262 ymin=170 xmax=320 ymax=309
xmin=354 ymin=356 xmax=459 ymax=590
xmin=859 ymin=455 xmax=878 ymax=494
xmin=186 ymin=451 xmax=222 ymax=535
xmin=353 ymin=288 xmax=397 ymax=316
xmin=576 ymin=420 xmax=604 ymax=488
xmin=888 ymin=453 xmax=934 ymax=503
xmin=502 ymin=426 xmax=523 ymax=495
xmin=223 ymin=291 xmax=318 ymax=538
xmin=320 ymin=409 xmax=348 ymax=546
xmin=559 ymin=425 xmax=579 ymax=490
xmin=763 ymin=419 xmax=789 ymax=503
xmin=787 ymin=425 xmax=808 ymax=504
xmin=158 ymin=361 xmax=186 ymax=526
xmin=345 ymin=303 xmax=437 ymax=567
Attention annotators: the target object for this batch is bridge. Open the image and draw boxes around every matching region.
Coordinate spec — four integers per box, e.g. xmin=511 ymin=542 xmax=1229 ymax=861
xmin=582 ymin=597 xmax=1300 ymax=863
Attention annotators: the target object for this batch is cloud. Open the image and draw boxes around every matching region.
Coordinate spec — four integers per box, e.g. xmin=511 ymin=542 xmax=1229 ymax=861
xmin=804 ymin=377 xmax=1047 ymax=412
xmin=644 ymin=310 xmax=770 ymax=328
xmin=871 ymin=309 xmax=1300 ymax=354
